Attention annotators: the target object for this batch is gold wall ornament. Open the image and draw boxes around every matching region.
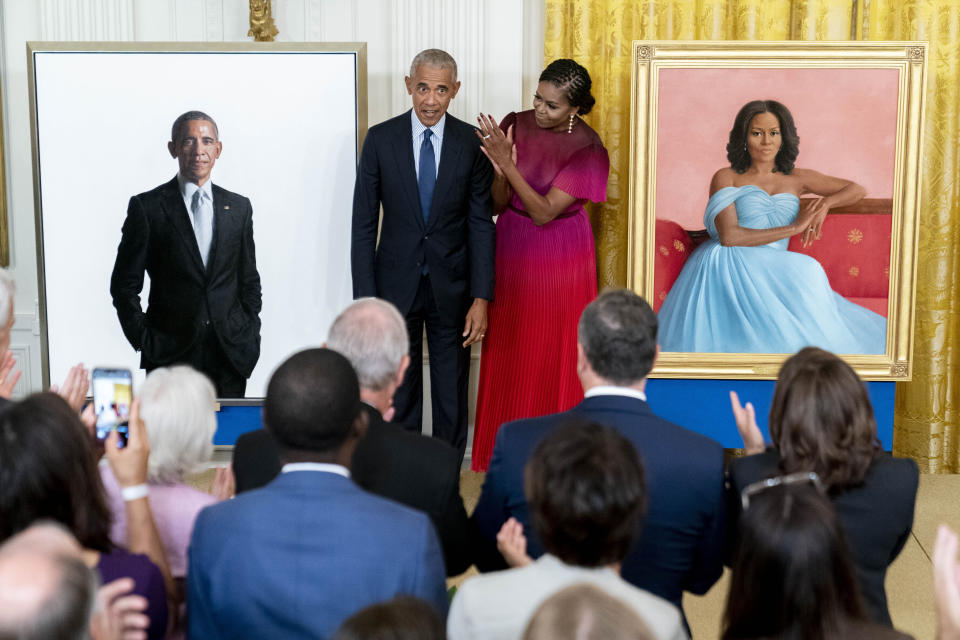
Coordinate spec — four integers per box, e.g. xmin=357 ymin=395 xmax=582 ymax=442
xmin=248 ymin=0 xmax=279 ymax=42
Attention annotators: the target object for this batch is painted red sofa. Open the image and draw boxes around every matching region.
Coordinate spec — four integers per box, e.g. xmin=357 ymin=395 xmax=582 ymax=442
xmin=653 ymin=198 xmax=892 ymax=316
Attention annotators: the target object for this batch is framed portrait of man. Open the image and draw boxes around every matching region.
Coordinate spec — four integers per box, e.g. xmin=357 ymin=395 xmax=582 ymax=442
xmin=29 ymin=42 xmax=367 ymax=399
xmin=627 ymin=41 xmax=926 ymax=380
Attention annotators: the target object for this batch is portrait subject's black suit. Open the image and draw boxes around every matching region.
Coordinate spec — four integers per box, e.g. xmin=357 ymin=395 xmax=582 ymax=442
xmin=110 ymin=177 xmax=262 ymax=393
xmin=352 ymin=111 xmax=494 ymax=456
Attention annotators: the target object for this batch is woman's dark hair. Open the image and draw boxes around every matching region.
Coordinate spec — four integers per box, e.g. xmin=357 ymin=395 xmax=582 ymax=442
xmin=0 ymin=393 xmax=112 ymax=552
xmin=539 ymin=59 xmax=596 ymax=115
xmin=769 ymin=347 xmax=880 ymax=491
xmin=726 ymin=100 xmax=799 ymax=174
xmin=524 ymin=420 xmax=645 ymax=567
xmin=333 ymin=596 xmax=444 ymax=640
xmin=723 ymin=484 xmax=865 ymax=640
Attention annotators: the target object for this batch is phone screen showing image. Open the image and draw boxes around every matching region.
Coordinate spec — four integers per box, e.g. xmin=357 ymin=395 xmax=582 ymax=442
xmin=92 ymin=368 xmax=132 ymax=448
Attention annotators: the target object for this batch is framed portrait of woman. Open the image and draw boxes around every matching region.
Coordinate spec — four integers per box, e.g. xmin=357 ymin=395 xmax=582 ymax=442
xmin=627 ymin=41 xmax=926 ymax=380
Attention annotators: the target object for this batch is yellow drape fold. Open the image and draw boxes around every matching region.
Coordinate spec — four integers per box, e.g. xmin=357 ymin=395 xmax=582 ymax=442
xmin=545 ymin=0 xmax=960 ymax=471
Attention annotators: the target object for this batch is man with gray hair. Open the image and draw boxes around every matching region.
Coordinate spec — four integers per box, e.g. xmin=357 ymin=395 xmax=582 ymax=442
xmin=233 ymin=297 xmax=471 ymax=575
xmin=352 ymin=48 xmax=495 ymax=461
xmin=471 ymin=289 xmax=727 ymax=630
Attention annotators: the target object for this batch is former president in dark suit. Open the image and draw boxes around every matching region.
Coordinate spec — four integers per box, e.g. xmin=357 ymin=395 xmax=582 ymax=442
xmin=352 ymin=49 xmax=495 ymax=458
xmin=111 ymin=111 xmax=261 ymax=397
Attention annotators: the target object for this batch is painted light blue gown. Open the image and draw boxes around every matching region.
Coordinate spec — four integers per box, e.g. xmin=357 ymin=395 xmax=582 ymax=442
xmin=657 ymin=185 xmax=886 ymax=354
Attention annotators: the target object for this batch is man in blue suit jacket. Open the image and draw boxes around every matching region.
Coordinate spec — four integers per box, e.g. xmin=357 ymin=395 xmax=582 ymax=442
xmin=188 ymin=348 xmax=447 ymax=639
xmin=351 ymin=48 xmax=495 ymax=460
xmin=471 ymin=289 xmax=726 ymax=625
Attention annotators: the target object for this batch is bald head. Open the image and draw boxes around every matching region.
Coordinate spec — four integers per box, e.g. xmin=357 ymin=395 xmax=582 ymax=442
xmin=0 ymin=525 xmax=95 ymax=640
xmin=327 ymin=298 xmax=409 ymax=392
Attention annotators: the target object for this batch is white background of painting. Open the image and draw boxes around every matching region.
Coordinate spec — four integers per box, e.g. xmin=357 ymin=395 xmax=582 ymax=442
xmin=34 ymin=50 xmax=358 ymax=397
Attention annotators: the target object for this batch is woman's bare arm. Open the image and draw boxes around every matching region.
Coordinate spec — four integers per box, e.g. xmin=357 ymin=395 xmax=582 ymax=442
xmin=710 ymin=169 xmax=814 ymax=247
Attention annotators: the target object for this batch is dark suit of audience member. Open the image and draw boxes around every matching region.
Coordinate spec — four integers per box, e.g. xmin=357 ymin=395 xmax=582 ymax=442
xmin=351 ymin=49 xmax=494 ymax=460
xmin=233 ymin=297 xmax=472 ymax=575
xmin=471 ymin=290 xmax=726 ymax=623
xmin=730 ymin=451 xmax=916 ymax=627
xmin=723 ymin=483 xmax=914 ymax=640
xmin=726 ymin=347 xmax=919 ymax=628
xmin=110 ymin=111 xmax=261 ymax=397
xmin=190 ymin=349 xmax=447 ymax=639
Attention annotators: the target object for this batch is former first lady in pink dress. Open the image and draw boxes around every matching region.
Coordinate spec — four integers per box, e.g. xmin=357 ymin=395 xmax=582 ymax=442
xmin=471 ymin=59 xmax=610 ymax=471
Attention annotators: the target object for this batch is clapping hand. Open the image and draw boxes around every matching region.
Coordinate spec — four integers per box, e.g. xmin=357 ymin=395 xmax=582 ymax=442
xmin=50 ymin=363 xmax=90 ymax=412
xmin=89 ymin=577 xmax=150 ymax=640
xmin=0 ymin=350 xmax=21 ymax=399
xmin=730 ymin=391 xmax=765 ymax=455
xmin=476 ymin=114 xmax=516 ymax=176
xmin=497 ymin=517 xmax=532 ymax=568
xmin=934 ymin=525 xmax=960 ymax=640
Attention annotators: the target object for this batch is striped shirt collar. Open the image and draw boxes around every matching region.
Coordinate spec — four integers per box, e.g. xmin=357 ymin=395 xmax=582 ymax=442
xmin=411 ymin=109 xmax=446 ymax=143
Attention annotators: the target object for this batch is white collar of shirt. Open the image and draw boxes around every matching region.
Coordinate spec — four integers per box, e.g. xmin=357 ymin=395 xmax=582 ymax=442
xmin=177 ymin=173 xmax=213 ymax=204
xmin=281 ymin=462 xmax=351 ymax=478
xmin=411 ymin=109 xmax=446 ymax=143
xmin=584 ymin=386 xmax=647 ymax=402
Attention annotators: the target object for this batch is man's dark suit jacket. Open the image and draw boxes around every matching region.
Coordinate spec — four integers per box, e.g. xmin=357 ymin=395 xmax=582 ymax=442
xmin=232 ymin=404 xmax=472 ymax=575
xmin=110 ymin=177 xmax=262 ymax=377
xmin=351 ymin=111 xmax=494 ymax=318
xmin=728 ymin=449 xmax=918 ymax=626
xmin=471 ymin=394 xmax=727 ymax=618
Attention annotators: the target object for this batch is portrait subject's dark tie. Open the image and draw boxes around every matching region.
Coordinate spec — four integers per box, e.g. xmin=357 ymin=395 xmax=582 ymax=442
xmin=418 ymin=129 xmax=436 ymax=222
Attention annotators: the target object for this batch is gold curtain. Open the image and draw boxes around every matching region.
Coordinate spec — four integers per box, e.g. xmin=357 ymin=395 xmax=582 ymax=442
xmin=545 ymin=0 xmax=960 ymax=472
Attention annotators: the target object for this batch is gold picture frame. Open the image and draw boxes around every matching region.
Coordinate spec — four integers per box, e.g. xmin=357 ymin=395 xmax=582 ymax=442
xmin=627 ymin=41 xmax=926 ymax=381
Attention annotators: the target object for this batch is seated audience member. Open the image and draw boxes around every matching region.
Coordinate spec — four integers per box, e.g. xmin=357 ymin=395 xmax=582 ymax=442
xmin=728 ymin=346 xmax=918 ymax=626
xmin=334 ymin=596 xmax=445 ymax=640
xmin=723 ymin=481 xmax=913 ymax=639
xmin=523 ymin=583 xmax=655 ymax=640
xmin=189 ymin=348 xmax=448 ymax=639
xmin=0 ymin=394 xmax=171 ymax=640
xmin=0 ymin=523 xmax=97 ymax=640
xmin=471 ymin=289 xmax=726 ymax=620
xmin=100 ymin=366 xmax=229 ymax=585
xmin=233 ymin=297 xmax=471 ymax=575
xmin=449 ymin=421 xmax=686 ymax=640
xmin=0 ymin=523 xmax=152 ymax=640
xmin=934 ymin=525 xmax=960 ymax=640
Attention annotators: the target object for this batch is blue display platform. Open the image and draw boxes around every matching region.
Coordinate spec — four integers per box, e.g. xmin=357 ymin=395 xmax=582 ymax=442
xmin=645 ymin=379 xmax=895 ymax=450
xmin=212 ymin=380 xmax=896 ymax=450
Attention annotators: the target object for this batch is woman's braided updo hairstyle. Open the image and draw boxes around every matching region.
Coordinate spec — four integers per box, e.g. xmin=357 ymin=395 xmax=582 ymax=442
xmin=539 ymin=59 xmax=596 ymax=115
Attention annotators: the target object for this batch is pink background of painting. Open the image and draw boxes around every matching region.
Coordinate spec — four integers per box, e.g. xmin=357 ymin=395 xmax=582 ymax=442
xmin=654 ymin=67 xmax=899 ymax=230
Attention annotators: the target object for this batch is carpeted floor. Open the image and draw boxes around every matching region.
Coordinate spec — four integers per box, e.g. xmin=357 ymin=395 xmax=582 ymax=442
xmin=191 ymin=462 xmax=958 ymax=640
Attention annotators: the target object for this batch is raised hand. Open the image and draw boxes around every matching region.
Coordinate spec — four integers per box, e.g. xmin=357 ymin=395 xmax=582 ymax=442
xmin=50 ymin=363 xmax=90 ymax=412
xmin=496 ymin=517 xmax=532 ymax=568
xmin=0 ymin=350 xmax=22 ymax=399
xmin=934 ymin=525 xmax=960 ymax=640
xmin=730 ymin=390 xmax=765 ymax=455
xmin=476 ymin=114 xmax=516 ymax=175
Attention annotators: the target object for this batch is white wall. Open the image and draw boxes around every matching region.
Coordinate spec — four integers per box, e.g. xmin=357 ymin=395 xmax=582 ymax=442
xmin=0 ymin=0 xmax=545 ymax=440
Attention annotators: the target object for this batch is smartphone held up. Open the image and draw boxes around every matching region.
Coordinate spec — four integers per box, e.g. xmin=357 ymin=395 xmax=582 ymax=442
xmin=92 ymin=367 xmax=132 ymax=448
